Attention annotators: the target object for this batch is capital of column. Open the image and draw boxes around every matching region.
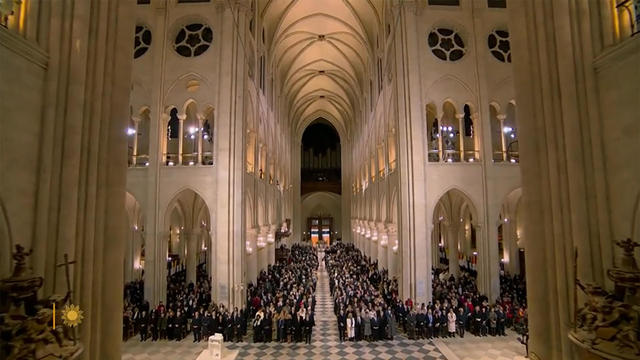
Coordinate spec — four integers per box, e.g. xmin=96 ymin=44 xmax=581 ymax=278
xmin=385 ymin=222 xmax=397 ymax=235
xmin=177 ymin=114 xmax=187 ymax=121
xmin=496 ymin=114 xmax=507 ymax=121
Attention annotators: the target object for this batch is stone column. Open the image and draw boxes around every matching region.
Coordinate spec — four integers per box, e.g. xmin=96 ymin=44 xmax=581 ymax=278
xmin=212 ymin=0 xmax=246 ymax=308
xmin=456 ymin=113 xmax=464 ymax=161
xmin=186 ymin=230 xmax=199 ymax=285
xmin=447 ymin=221 xmax=459 ymax=276
xmin=245 ymin=228 xmax=257 ymax=285
xmin=257 ymin=231 xmax=267 ymax=273
xmin=197 ymin=113 xmax=204 ymax=165
xmin=379 ymin=231 xmax=388 ymax=270
xmin=364 ymin=224 xmax=372 ymax=258
xmin=387 ymin=224 xmax=399 ymax=282
xmin=370 ymin=227 xmax=379 ymax=265
xmin=267 ymin=225 xmax=276 ymax=266
xmin=177 ymin=114 xmax=186 ymax=164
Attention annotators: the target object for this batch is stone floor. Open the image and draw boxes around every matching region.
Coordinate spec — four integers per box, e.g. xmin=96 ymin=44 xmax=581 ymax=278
xmin=122 ymin=252 xmax=526 ymax=360
xmin=434 ymin=331 xmax=528 ymax=360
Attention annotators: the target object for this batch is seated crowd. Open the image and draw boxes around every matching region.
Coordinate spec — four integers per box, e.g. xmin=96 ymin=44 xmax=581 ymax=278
xmin=123 ymin=264 xmax=248 ymax=343
xmin=247 ymin=244 xmax=318 ymax=344
xmin=325 ymin=242 xmax=399 ymax=342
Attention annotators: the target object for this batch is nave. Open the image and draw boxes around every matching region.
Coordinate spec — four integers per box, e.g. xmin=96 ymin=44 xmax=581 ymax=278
xmin=122 ymin=245 xmax=525 ymax=360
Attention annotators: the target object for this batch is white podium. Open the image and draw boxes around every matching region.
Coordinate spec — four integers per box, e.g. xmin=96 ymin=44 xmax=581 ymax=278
xmin=196 ymin=334 xmax=238 ymax=360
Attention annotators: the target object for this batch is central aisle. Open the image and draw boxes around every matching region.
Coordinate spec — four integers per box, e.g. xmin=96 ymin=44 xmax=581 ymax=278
xmin=312 ymin=250 xmax=340 ymax=339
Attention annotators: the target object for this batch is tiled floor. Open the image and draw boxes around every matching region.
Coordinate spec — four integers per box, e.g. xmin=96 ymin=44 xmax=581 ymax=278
xmin=434 ymin=330 xmax=527 ymax=360
xmin=122 ymin=252 xmax=524 ymax=360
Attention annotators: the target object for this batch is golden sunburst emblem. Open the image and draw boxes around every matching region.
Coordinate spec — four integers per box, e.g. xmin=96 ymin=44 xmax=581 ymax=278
xmin=61 ymin=304 xmax=84 ymax=327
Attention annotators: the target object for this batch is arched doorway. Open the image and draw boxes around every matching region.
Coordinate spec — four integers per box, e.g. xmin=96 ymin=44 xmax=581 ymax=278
xmin=300 ymin=120 xmax=341 ymax=248
xmin=431 ymin=189 xmax=479 ymax=278
xmin=163 ymin=189 xmax=211 ymax=304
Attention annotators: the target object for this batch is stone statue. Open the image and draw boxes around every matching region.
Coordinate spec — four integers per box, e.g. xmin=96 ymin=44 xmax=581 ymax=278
xmin=570 ymin=239 xmax=640 ymax=359
xmin=0 ymin=245 xmax=82 ymax=359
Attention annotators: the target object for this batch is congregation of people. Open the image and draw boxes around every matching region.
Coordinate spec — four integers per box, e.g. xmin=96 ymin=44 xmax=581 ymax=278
xmin=395 ymin=265 xmax=528 ymax=341
xmin=325 ymin=242 xmax=528 ymax=344
xmin=122 ymin=264 xmax=248 ymax=343
xmin=325 ymin=242 xmax=400 ymax=342
xmin=247 ymin=244 xmax=318 ymax=344
xmin=122 ymin=240 xmax=528 ymax=349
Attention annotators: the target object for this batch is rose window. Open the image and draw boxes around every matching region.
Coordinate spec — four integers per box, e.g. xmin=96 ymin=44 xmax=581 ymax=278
xmin=428 ymin=28 xmax=466 ymax=62
xmin=488 ymin=29 xmax=511 ymax=63
xmin=134 ymin=25 xmax=152 ymax=59
xmin=174 ymin=23 xmax=213 ymax=58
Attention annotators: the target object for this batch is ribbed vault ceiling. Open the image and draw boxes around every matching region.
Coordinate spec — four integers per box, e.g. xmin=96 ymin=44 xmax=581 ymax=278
xmin=260 ymin=0 xmax=383 ymax=138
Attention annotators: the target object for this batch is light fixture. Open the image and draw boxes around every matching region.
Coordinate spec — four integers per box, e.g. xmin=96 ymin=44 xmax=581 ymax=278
xmin=145 ymin=161 xmax=150 ymax=166
xmin=510 ymin=158 xmax=517 ymax=163
xmin=126 ymin=128 xmax=137 ymax=136
xmin=134 ymin=225 xmax=138 ymax=230
xmin=189 ymin=161 xmax=195 ymax=166
xmin=447 ymin=158 xmax=453 ymax=163
xmin=188 ymin=126 xmax=198 ymax=134
xmin=473 ymin=251 xmax=478 ymax=256
xmin=503 ymin=126 xmax=513 ymax=134
xmin=203 ymin=134 xmax=209 ymax=140
xmin=449 ymin=133 xmax=454 ymax=138
xmin=448 ymin=126 xmax=453 ymax=131
xmin=504 ymin=218 xmax=509 ymax=223
xmin=469 ymin=158 xmax=475 ymax=162
xmin=168 ymin=161 xmax=175 ymax=166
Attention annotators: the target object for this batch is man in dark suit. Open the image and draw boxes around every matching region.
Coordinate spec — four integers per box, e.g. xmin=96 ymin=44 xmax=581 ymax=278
xmin=192 ymin=311 xmax=202 ymax=343
xmin=337 ymin=309 xmax=347 ymax=342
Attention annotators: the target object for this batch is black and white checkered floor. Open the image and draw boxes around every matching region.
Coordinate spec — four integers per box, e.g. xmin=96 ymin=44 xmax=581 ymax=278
xmin=122 ymin=252 xmax=523 ymax=359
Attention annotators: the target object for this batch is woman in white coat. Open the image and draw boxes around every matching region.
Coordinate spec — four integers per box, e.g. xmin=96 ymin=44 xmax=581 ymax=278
xmin=447 ymin=308 xmax=457 ymax=338
xmin=346 ymin=312 xmax=356 ymax=341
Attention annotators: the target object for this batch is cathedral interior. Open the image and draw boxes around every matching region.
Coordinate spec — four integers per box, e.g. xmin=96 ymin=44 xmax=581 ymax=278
xmin=0 ymin=0 xmax=639 ymax=360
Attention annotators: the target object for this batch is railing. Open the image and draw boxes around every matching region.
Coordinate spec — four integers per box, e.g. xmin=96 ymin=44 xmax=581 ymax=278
xmin=165 ymin=153 xmax=178 ymax=166
xmin=182 ymin=152 xmax=198 ymax=166
xmin=202 ymin=152 xmax=214 ymax=165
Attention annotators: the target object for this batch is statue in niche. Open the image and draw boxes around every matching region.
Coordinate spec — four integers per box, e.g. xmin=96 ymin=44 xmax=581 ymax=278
xmin=570 ymin=239 xmax=640 ymax=359
xmin=0 ymin=245 xmax=82 ymax=359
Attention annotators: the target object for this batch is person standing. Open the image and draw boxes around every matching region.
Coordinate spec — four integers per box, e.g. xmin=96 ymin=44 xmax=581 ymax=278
xmin=447 ymin=308 xmax=457 ymax=338
xmin=363 ymin=309 xmax=372 ymax=341
xmin=159 ymin=311 xmax=167 ymax=340
xmin=138 ymin=310 xmax=148 ymax=341
xmin=346 ymin=313 xmax=355 ymax=341
xmin=456 ymin=307 xmax=466 ymax=338
xmin=304 ymin=312 xmax=314 ymax=344
xmin=192 ymin=311 xmax=202 ymax=343
xmin=338 ymin=309 xmax=347 ymax=342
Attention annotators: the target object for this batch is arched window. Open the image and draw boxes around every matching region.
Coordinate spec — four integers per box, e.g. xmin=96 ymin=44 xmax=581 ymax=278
xmin=166 ymin=108 xmax=180 ymax=166
xmin=182 ymin=102 xmax=199 ymax=165
xmin=441 ymin=101 xmax=460 ymax=162
xmin=426 ymin=103 xmax=439 ymax=162
xmin=462 ymin=104 xmax=478 ymax=161
xmin=127 ymin=117 xmax=136 ymax=167
xmin=490 ymin=104 xmax=504 ymax=162
xmin=136 ymin=109 xmax=151 ymax=166
xmin=201 ymin=107 xmax=214 ymax=165
xmin=504 ymin=102 xmax=518 ymax=163
xmin=387 ymin=129 xmax=397 ymax=172
xmin=246 ymin=131 xmax=256 ymax=173
xmin=613 ymin=0 xmax=639 ymax=39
